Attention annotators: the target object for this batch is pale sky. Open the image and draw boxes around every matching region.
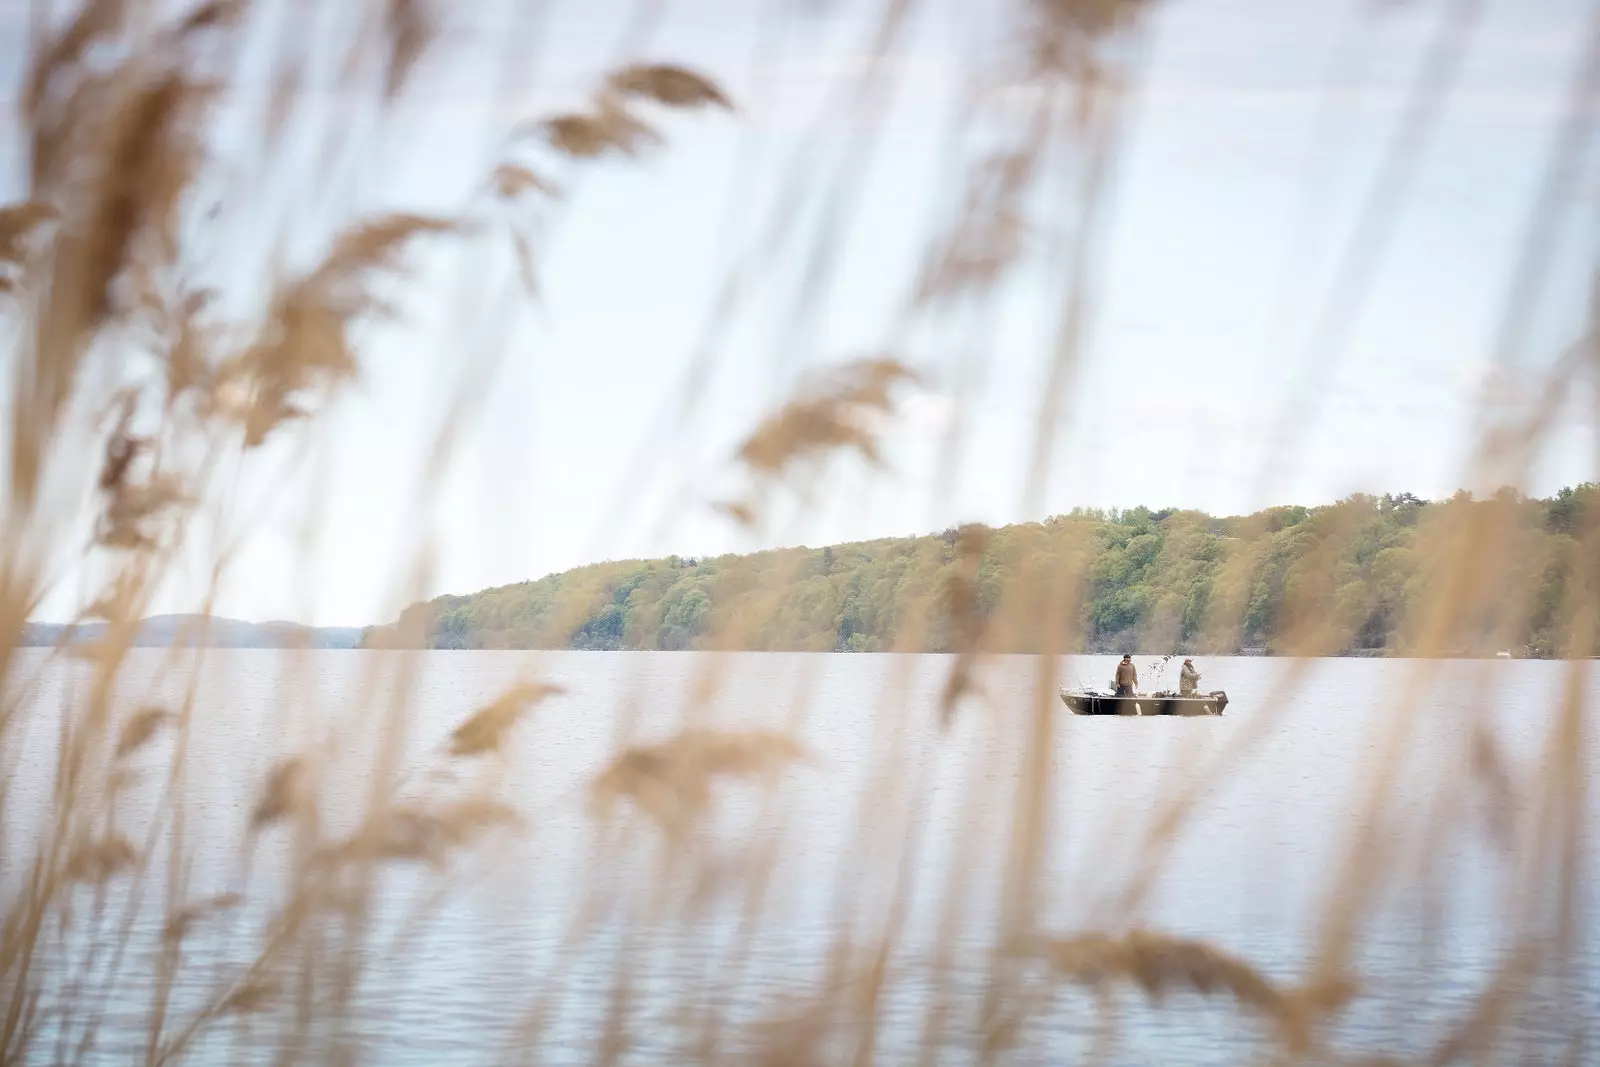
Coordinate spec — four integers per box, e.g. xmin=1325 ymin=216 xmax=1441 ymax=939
xmin=7 ymin=0 xmax=1598 ymax=626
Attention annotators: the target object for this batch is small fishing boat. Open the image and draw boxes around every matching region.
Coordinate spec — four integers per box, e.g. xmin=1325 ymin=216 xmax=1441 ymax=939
xmin=1058 ymin=686 xmax=1228 ymax=717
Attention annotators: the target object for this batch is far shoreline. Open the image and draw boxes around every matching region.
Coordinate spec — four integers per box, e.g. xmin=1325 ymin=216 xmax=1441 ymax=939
xmin=20 ymin=642 xmax=1592 ymax=661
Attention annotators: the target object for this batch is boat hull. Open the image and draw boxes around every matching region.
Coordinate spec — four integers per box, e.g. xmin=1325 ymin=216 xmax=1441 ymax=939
xmin=1059 ymin=690 xmax=1228 ymax=717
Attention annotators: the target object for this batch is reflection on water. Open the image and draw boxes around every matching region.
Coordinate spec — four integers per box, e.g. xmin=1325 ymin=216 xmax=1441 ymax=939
xmin=8 ymin=651 xmax=1597 ymax=1064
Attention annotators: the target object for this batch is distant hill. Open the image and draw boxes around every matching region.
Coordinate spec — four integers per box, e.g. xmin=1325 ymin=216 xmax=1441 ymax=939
xmin=21 ymin=614 xmax=364 ymax=650
xmin=366 ymin=484 xmax=1600 ymax=659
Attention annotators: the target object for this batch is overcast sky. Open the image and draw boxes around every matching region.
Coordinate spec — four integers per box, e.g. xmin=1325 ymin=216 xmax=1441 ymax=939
xmin=8 ymin=0 xmax=1597 ymax=626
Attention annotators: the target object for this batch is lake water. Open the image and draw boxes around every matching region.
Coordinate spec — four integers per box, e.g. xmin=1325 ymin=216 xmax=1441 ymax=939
xmin=6 ymin=651 xmax=1598 ymax=1065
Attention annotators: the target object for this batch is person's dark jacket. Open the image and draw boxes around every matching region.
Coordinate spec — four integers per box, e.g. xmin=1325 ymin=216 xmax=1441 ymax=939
xmin=1115 ymin=660 xmax=1137 ymax=690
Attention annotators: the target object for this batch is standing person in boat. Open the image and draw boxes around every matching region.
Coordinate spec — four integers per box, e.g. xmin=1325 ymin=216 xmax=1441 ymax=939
xmin=1179 ymin=657 xmax=1201 ymax=696
xmin=1114 ymin=654 xmax=1138 ymax=696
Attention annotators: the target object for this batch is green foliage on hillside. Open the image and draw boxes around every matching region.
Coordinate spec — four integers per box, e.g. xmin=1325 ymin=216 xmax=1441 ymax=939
xmin=366 ymin=485 xmax=1600 ymax=657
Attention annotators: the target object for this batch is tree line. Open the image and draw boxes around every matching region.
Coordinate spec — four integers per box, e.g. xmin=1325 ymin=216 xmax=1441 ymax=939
xmin=362 ymin=485 xmax=1600 ymax=658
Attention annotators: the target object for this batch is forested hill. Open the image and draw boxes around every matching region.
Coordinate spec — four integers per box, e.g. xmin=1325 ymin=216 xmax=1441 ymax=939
xmin=366 ymin=485 xmax=1600 ymax=658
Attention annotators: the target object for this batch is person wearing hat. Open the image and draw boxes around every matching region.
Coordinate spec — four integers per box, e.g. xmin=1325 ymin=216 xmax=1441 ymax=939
xmin=1114 ymin=654 xmax=1138 ymax=696
xmin=1179 ymin=657 xmax=1201 ymax=696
